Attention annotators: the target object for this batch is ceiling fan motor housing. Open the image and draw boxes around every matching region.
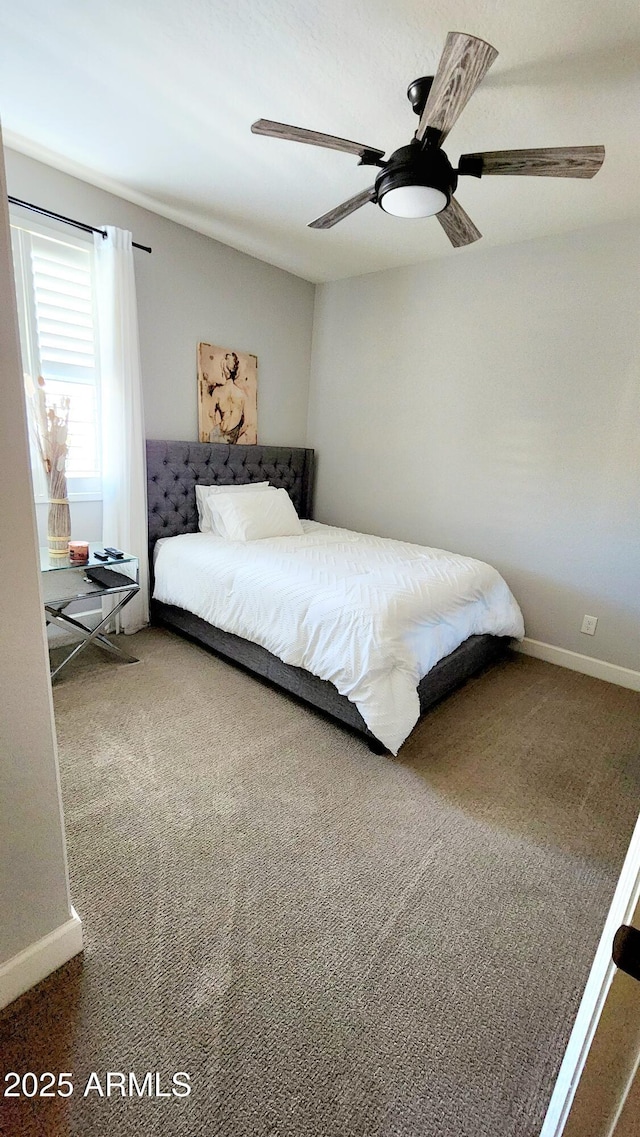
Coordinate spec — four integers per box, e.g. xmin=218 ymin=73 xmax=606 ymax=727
xmin=407 ymin=76 xmax=434 ymax=118
xmin=375 ymin=143 xmax=457 ymax=215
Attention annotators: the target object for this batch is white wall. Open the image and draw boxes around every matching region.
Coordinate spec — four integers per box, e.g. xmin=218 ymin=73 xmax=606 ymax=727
xmin=0 ymin=128 xmax=76 ymax=977
xmin=307 ymin=222 xmax=640 ymax=672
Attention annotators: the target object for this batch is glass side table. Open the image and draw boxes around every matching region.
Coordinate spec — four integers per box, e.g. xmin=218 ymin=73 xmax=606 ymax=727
xmin=41 ymin=545 xmax=140 ymax=681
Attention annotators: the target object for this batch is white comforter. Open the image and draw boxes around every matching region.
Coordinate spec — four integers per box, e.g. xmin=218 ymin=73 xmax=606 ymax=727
xmin=153 ymin=521 xmax=524 ymax=753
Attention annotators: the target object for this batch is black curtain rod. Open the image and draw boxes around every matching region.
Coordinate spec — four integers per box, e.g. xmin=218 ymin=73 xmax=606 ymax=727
xmin=7 ymin=195 xmax=152 ymax=253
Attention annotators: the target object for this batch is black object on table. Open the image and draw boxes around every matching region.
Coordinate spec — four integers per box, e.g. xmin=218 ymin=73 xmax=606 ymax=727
xmin=85 ymin=567 xmax=137 ymax=590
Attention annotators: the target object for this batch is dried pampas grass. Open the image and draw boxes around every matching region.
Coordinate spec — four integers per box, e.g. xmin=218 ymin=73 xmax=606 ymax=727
xmin=26 ymin=374 xmax=71 ymax=556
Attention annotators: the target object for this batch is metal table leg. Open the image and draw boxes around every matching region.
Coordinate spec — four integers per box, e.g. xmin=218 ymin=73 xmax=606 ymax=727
xmin=46 ymin=585 xmax=140 ymax=681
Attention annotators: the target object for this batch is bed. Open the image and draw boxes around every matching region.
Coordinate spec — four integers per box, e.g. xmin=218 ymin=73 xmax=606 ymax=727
xmin=147 ymin=440 xmax=523 ymax=753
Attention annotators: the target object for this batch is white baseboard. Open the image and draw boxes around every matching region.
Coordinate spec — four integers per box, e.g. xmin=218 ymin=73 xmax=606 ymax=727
xmin=0 ymin=908 xmax=83 ymax=1010
xmin=515 ymin=637 xmax=640 ymax=692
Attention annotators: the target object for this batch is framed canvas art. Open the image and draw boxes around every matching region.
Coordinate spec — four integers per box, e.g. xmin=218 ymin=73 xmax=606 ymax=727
xmin=197 ymin=343 xmax=258 ymax=445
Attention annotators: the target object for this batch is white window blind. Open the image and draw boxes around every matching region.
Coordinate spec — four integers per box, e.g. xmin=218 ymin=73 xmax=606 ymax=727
xmin=11 ymin=219 xmax=101 ymax=498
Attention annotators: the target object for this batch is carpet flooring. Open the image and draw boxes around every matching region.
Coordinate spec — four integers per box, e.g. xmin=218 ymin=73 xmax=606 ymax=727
xmin=1 ymin=628 xmax=639 ymax=1137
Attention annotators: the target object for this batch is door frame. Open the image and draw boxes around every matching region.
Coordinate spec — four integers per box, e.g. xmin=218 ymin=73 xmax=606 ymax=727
xmin=540 ymin=810 xmax=640 ymax=1136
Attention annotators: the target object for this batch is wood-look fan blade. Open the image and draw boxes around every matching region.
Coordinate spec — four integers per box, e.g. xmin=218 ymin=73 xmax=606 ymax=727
xmin=416 ymin=32 xmax=498 ymax=144
xmin=251 ymin=119 xmax=385 ymax=160
xmin=459 ymin=145 xmax=605 ymax=178
xmin=436 ymin=197 xmax=482 ymax=247
xmin=308 ymin=187 xmax=377 ymax=230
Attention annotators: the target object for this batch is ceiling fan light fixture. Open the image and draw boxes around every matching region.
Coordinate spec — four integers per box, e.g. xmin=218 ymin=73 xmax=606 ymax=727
xmin=375 ymin=143 xmax=456 ymax=220
xmin=379 ymin=183 xmax=448 ymax=218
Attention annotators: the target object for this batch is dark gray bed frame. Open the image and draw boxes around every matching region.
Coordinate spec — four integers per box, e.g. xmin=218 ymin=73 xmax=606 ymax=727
xmin=147 ymin=440 xmax=509 ymax=752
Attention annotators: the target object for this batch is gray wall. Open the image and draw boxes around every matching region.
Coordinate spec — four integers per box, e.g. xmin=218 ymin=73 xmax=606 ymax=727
xmin=7 ymin=146 xmax=638 ymax=672
xmin=6 ymin=148 xmax=316 ymax=546
xmin=0 ymin=131 xmax=72 ymax=967
xmin=307 ymin=222 xmax=640 ymax=672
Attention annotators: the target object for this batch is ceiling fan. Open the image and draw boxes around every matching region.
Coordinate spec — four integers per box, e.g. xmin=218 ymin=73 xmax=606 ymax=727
xmin=251 ymin=31 xmax=605 ymax=247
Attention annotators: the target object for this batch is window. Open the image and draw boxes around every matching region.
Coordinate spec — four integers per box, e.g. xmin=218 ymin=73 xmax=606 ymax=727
xmin=11 ymin=218 xmax=101 ymax=500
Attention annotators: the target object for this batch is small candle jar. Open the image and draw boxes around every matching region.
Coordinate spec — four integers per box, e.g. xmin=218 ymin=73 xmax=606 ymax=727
xmin=68 ymin=541 xmax=90 ymax=564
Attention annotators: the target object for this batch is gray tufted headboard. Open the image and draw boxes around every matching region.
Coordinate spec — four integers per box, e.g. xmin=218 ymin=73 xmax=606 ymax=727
xmin=146 ymin=440 xmax=315 ymax=559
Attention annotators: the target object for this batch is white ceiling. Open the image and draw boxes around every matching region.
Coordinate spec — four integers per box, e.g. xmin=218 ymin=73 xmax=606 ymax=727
xmin=0 ymin=0 xmax=639 ymax=282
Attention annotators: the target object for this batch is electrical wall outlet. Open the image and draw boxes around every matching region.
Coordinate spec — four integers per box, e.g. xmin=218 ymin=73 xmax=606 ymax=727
xmin=581 ymin=615 xmax=598 ymax=636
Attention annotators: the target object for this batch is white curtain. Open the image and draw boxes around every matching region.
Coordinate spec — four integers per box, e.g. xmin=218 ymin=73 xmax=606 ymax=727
xmin=94 ymin=226 xmax=149 ymax=633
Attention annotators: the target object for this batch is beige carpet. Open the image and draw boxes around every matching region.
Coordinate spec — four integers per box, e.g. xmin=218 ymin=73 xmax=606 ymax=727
xmin=2 ymin=629 xmax=639 ymax=1137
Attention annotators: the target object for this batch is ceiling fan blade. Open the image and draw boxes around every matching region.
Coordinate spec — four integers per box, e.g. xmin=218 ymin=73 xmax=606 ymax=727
xmin=308 ymin=186 xmax=377 ymax=230
xmin=436 ymin=197 xmax=482 ymax=247
xmin=459 ymin=145 xmax=605 ymax=178
xmin=416 ymin=32 xmax=498 ymax=144
xmin=251 ymin=119 xmax=385 ymax=160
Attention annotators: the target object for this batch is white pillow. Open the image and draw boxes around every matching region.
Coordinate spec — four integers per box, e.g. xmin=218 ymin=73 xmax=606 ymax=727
xmin=195 ymin=481 xmax=272 ymax=534
xmin=209 ymin=487 xmax=303 ymax=542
